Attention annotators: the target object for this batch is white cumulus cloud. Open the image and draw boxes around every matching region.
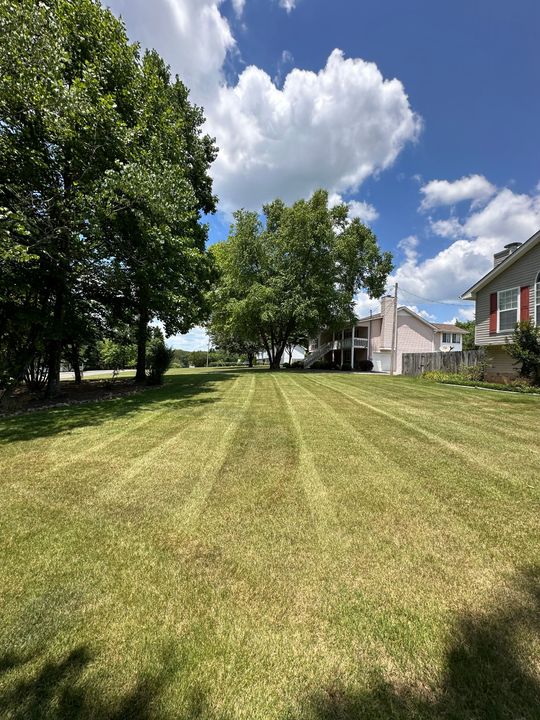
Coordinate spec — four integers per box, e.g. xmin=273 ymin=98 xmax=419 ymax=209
xmin=212 ymin=50 xmax=421 ymax=210
xmin=167 ymin=325 xmax=209 ymax=350
xmin=419 ymin=174 xmax=497 ymax=211
xmin=329 ymin=193 xmax=379 ymax=224
xmin=279 ymin=0 xmax=297 ymax=11
xmin=106 ymin=1 xmax=420 ymax=212
xmin=394 ymin=183 xmax=540 ymax=303
xmin=231 ymin=0 xmax=246 ymax=17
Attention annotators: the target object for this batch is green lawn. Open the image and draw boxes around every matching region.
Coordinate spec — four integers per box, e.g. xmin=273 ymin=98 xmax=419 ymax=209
xmin=1 ymin=369 xmax=539 ymax=719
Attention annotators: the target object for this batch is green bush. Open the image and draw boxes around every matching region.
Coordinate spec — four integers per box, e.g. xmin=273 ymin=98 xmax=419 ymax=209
xmin=458 ymin=361 xmax=486 ymax=381
xmin=421 ymin=371 xmax=539 ymax=394
xmin=357 ymin=360 xmax=374 ymax=372
xmin=506 ymin=321 xmax=540 ymax=383
xmin=146 ymin=341 xmax=174 ymax=385
xmin=309 ymin=360 xmax=338 ymax=370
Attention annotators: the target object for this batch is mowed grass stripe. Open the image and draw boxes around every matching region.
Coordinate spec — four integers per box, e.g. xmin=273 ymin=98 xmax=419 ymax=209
xmin=1 ymin=369 xmax=539 ymax=720
xmin=288 ymin=374 xmax=502 ymax=555
xmin=302 ymin=374 xmax=539 ymax=559
xmin=173 ymin=374 xmax=256 ymax=532
xmin=327 ymin=374 xmax=540 ymax=494
xmin=272 ymin=374 xmax=341 ymax=549
xmin=97 ymin=374 xmax=254 ymax=519
xmin=307 ymin=374 xmax=520 ymax=487
xmin=331 ymin=375 xmax=540 ymax=463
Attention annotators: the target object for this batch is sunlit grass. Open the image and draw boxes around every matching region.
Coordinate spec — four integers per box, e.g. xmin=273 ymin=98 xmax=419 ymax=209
xmin=0 ymin=369 xmax=539 ymax=719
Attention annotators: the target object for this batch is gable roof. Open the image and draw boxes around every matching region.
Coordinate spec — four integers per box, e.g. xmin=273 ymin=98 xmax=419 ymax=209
xmin=432 ymin=323 xmax=467 ymax=334
xmin=356 ymin=307 xmax=464 ymax=334
xmin=461 ymin=228 xmax=540 ymax=300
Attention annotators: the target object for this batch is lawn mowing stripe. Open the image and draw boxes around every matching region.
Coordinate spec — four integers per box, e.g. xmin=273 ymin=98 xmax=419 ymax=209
xmin=306 ymin=374 xmax=520 ymax=489
xmin=50 ymin=377 xmax=245 ymax=472
xmin=302 ymin=375 xmax=540 ymax=550
xmin=328 ymin=376 xmax=540 ymax=484
xmin=334 ymin=376 xmax=540 ymax=444
xmin=272 ymin=374 xmax=341 ymax=550
xmin=288 ymin=375 xmax=510 ymax=555
xmin=96 ymin=375 xmax=246 ymax=506
xmin=173 ymin=374 xmax=256 ymax=532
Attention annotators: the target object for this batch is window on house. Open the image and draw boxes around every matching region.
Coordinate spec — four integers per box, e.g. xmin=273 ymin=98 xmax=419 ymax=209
xmin=452 ymin=333 xmax=461 ymax=344
xmin=498 ymin=288 xmax=519 ymax=332
xmin=536 ymin=273 xmax=540 ymax=326
xmin=441 ymin=332 xmax=451 ymax=343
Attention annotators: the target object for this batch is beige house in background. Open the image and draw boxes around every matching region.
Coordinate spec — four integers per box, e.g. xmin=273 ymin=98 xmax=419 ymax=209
xmin=462 ymin=229 xmax=540 ymax=380
xmin=307 ymin=296 xmax=466 ymax=373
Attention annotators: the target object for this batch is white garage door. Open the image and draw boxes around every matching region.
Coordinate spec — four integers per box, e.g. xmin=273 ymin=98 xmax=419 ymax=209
xmin=372 ymin=352 xmax=391 ymax=373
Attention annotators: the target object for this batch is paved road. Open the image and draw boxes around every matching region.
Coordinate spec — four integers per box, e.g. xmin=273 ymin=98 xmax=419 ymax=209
xmin=59 ymin=369 xmax=134 ymax=380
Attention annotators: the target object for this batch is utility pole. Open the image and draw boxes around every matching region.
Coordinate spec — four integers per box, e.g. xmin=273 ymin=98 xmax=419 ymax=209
xmin=389 ymin=282 xmax=398 ymax=376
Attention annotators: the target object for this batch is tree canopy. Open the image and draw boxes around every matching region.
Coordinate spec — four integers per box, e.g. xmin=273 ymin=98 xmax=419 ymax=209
xmin=210 ymin=189 xmax=392 ymax=369
xmin=0 ymin=0 xmax=216 ymax=399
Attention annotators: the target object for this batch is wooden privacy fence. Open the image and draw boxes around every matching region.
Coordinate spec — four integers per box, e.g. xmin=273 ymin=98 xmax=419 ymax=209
xmin=401 ymin=350 xmax=484 ymax=376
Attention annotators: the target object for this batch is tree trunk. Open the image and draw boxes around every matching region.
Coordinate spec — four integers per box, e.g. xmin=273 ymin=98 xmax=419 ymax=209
xmin=44 ymin=286 xmax=65 ymax=398
xmin=247 ymin=352 xmax=254 ymax=368
xmin=135 ymin=306 xmax=149 ymax=383
xmin=269 ymin=346 xmax=284 ymax=370
xmin=71 ymin=344 xmax=82 ymax=384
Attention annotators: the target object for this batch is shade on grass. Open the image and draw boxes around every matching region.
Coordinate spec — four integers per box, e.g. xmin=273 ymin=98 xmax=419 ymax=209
xmin=0 ymin=369 xmax=539 ymax=719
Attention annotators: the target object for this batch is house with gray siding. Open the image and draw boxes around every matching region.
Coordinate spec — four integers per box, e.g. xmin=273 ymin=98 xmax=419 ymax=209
xmin=306 ymin=296 xmax=466 ymax=373
xmin=461 ymin=229 xmax=540 ymax=380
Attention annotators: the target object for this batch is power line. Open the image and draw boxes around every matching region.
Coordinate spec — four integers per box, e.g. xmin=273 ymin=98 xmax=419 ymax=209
xmin=397 ymin=285 xmax=471 ymax=306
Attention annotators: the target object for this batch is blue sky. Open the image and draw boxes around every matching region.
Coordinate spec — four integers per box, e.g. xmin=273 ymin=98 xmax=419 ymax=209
xmin=106 ymin=0 xmax=540 ymax=348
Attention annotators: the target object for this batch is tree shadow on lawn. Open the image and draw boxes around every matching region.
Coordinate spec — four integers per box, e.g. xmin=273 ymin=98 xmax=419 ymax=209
xmin=0 ymin=370 xmax=240 ymax=445
xmin=307 ymin=566 xmax=540 ymax=720
xmin=1 ymin=569 xmax=538 ymax=720
xmin=0 ymin=645 xmax=224 ymax=720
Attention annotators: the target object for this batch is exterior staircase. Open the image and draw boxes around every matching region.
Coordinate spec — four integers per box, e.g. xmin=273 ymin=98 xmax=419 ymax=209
xmin=303 ymin=341 xmax=334 ymax=368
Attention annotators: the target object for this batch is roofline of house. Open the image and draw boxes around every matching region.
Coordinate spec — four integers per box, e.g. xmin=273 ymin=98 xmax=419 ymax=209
xmin=355 ymin=306 xmax=466 ymax=333
xmin=461 ymin=228 xmax=540 ymax=300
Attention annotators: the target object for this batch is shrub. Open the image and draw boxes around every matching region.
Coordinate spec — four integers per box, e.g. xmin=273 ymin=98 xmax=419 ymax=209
xmin=291 ymin=360 xmax=304 ymax=369
xmin=458 ymin=361 xmax=486 ymax=381
xmin=357 ymin=360 xmax=374 ymax=372
xmin=310 ymin=360 xmax=338 ymax=370
xmin=341 ymin=362 xmax=352 ymax=371
xmin=506 ymin=321 xmax=540 ymax=384
xmin=421 ymin=370 xmax=540 ymax=393
xmin=146 ymin=341 xmax=174 ymax=385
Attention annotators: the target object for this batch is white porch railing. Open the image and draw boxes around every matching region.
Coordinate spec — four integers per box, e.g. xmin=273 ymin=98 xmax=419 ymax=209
xmin=304 ymin=337 xmax=369 ymax=367
xmin=303 ymin=341 xmax=333 ymax=368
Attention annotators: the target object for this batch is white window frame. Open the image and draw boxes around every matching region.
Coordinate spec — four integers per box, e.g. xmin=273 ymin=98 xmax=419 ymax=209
xmin=442 ymin=332 xmax=452 ymax=344
xmin=452 ymin=333 xmax=461 ymax=344
xmin=533 ymin=272 xmax=540 ymax=327
xmin=497 ymin=286 xmax=520 ymax=333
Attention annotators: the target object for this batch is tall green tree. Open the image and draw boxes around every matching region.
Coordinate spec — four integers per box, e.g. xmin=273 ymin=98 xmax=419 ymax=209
xmin=212 ymin=190 xmax=392 ymax=369
xmin=208 ymin=324 xmax=261 ymax=368
xmin=0 ymin=0 xmax=138 ymax=397
xmin=96 ymin=51 xmax=217 ymax=382
xmin=456 ymin=319 xmax=477 ymax=351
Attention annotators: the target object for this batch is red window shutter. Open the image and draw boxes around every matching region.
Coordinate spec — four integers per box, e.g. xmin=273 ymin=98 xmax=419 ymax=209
xmin=520 ymin=286 xmax=530 ymax=321
xmin=489 ymin=293 xmax=497 ymax=334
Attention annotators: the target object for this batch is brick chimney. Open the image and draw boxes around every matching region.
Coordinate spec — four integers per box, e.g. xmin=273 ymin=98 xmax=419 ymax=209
xmin=494 ymin=242 xmax=521 ymax=267
xmin=380 ymin=295 xmax=396 ymax=349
